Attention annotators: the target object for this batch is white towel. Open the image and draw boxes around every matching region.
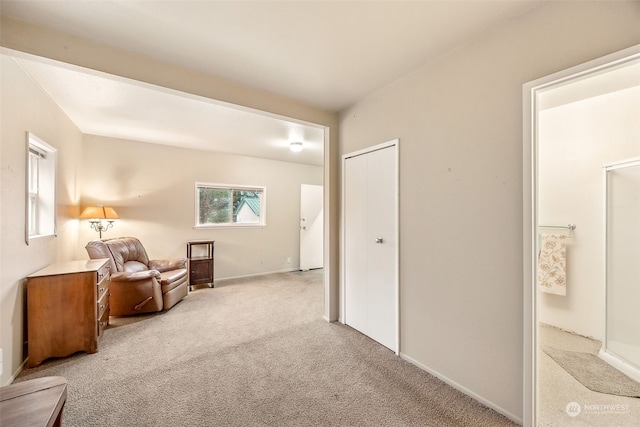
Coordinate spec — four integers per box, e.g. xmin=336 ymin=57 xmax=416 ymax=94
xmin=538 ymin=234 xmax=567 ymax=296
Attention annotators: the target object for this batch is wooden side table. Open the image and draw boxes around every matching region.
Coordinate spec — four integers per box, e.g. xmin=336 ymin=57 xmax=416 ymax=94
xmin=0 ymin=376 xmax=67 ymax=426
xmin=186 ymin=240 xmax=214 ymax=291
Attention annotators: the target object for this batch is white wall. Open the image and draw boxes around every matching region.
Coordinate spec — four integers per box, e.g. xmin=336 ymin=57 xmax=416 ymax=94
xmin=0 ymin=55 xmax=84 ymax=385
xmin=339 ymin=1 xmax=640 ymax=421
xmin=538 ymin=86 xmax=640 ymax=340
xmin=79 ymin=135 xmax=322 ymax=279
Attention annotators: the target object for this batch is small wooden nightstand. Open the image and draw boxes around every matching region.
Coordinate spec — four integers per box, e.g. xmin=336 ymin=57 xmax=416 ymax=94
xmin=186 ymin=240 xmax=214 ymax=291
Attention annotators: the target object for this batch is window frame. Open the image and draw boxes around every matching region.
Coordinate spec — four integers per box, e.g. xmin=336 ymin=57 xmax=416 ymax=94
xmin=25 ymin=132 xmax=57 ymax=244
xmin=194 ymin=182 xmax=266 ymax=229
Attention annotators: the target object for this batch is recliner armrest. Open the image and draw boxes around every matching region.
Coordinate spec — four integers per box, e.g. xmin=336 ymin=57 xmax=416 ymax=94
xmin=111 ymin=270 xmax=161 ymax=282
xmin=149 ymin=258 xmax=187 ymax=272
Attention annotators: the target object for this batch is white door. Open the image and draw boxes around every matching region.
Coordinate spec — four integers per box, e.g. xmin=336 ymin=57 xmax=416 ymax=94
xmin=344 ymin=142 xmax=398 ymax=352
xmin=300 ymin=184 xmax=323 ymax=271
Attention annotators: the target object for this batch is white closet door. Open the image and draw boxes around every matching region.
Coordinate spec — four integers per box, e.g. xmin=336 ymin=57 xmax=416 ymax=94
xmin=365 ymin=147 xmax=397 ymax=350
xmin=344 ymin=153 xmax=369 ymax=334
xmin=344 ymin=144 xmax=397 ymax=352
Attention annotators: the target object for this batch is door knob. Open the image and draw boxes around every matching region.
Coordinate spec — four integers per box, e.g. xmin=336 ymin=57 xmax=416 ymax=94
xmin=374 ymin=237 xmax=383 ymax=244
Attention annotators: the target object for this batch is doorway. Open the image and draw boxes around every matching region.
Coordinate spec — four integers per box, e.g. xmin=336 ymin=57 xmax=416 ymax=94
xmin=523 ymin=45 xmax=640 ymax=426
xmin=342 ymin=139 xmax=399 ymax=353
xmin=300 ymin=184 xmax=323 ymax=271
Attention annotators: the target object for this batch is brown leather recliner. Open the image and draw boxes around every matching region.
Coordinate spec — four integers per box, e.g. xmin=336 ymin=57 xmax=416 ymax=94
xmin=85 ymin=237 xmax=188 ymax=316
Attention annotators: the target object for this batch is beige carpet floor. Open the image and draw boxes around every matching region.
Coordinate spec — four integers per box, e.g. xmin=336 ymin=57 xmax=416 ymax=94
xmin=538 ymin=323 xmax=640 ymax=426
xmin=16 ymin=270 xmax=515 ymax=427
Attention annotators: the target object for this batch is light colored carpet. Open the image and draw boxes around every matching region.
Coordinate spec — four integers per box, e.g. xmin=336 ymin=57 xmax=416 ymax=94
xmin=16 ymin=270 xmax=515 ymax=426
xmin=542 ymin=346 xmax=640 ymax=398
xmin=538 ymin=323 xmax=640 ymax=426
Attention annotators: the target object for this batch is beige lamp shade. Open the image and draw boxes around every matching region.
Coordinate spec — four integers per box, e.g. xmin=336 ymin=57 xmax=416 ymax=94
xmin=80 ymin=206 xmax=119 ymax=219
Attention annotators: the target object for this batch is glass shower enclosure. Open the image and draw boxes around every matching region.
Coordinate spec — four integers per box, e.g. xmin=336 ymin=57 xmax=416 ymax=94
xmin=600 ymin=158 xmax=640 ymax=382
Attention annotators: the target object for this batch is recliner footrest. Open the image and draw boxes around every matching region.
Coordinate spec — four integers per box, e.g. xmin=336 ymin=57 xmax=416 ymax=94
xmin=158 ymin=269 xmax=187 ymax=292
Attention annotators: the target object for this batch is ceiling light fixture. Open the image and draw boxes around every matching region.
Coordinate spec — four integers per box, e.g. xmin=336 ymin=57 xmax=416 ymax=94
xmin=290 ymin=141 xmax=304 ymax=152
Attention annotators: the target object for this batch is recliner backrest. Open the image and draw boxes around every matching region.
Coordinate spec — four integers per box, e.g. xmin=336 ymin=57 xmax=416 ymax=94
xmin=86 ymin=237 xmax=151 ymax=273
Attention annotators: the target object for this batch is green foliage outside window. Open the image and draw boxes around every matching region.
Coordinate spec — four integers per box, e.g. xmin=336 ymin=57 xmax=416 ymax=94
xmin=197 ymin=184 xmax=264 ymax=226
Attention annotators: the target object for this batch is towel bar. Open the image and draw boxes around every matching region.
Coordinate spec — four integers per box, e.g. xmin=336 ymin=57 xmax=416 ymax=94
xmin=539 ymin=224 xmax=576 ymax=230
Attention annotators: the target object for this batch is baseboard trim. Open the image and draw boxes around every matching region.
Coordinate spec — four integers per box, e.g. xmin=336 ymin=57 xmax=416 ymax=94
xmin=400 ymin=353 xmax=522 ymax=425
xmin=215 ymin=268 xmax=301 ymax=283
xmin=598 ymin=348 xmax=640 ymax=383
xmin=3 ymin=358 xmax=27 ymax=386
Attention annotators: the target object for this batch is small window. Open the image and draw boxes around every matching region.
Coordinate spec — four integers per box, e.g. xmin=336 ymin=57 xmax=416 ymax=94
xmin=195 ymin=183 xmax=266 ymax=228
xmin=26 ymin=133 xmax=57 ymax=244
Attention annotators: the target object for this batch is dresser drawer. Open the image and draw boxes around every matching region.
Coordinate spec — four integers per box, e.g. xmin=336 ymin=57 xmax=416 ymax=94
xmin=96 ymin=264 xmax=110 ymax=282
xmin=97 ymin=279 xmax=109 ymax=301
xmin=97 ymin=290 xmax=109 ymax=319
xmin=97 ymin=289 xmax=109 ymax=337
xmin=98 ymin=302 xmax=109 ymax=336
xmin=96 ymin=263 xmax=110 ymax=338
xmin=96 ymin=263 xmax=110 ymax=302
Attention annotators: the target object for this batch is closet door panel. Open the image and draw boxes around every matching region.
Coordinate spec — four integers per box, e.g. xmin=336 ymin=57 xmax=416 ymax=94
xmin=344 ymin=153 xmax=369 ymax=334
xmin=344 ymin=144 xmax=398 ymax=352
xmin=366 ymin=147 xmax=397 ymax=351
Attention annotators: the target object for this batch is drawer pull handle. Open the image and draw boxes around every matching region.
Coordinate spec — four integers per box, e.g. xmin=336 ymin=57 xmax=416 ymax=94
xmin=99 ymin=304 xmax=105 ymax=310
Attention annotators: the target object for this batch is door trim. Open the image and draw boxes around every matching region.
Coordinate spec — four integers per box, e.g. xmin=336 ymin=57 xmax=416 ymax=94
xmin=340 ymin=138 xmax=400 ymax=355
xmin=522 ymin=44 xmax=640 ymax=427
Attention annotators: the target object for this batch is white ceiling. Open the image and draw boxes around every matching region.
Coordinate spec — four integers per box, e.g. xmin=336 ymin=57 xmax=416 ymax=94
xmin=1 ymin=0 xmax=543 ymax=165
xmin=15 ymin=56 xmax=326 ymax=166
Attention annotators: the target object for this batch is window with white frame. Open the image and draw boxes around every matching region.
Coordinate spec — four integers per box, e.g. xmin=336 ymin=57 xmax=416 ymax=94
xmin=26 ymin=133 xmax=57 ymax=243
xmin=195 ymin=183 xmax=266 ymax=227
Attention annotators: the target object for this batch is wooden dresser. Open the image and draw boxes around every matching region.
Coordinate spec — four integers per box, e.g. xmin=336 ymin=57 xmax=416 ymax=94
xmin=27 ymin=259 xmax=110 ymax=368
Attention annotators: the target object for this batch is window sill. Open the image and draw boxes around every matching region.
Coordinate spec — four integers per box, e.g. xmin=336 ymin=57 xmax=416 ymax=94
xmin=26 ymin=233 xmax=56 ymax=245
xmin=194 ymin=224 xmax=266 ymax=230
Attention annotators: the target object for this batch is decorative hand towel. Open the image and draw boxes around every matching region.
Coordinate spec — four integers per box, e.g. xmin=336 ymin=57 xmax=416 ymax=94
xmin=538 ymin=234 xmax=567 ymax=296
